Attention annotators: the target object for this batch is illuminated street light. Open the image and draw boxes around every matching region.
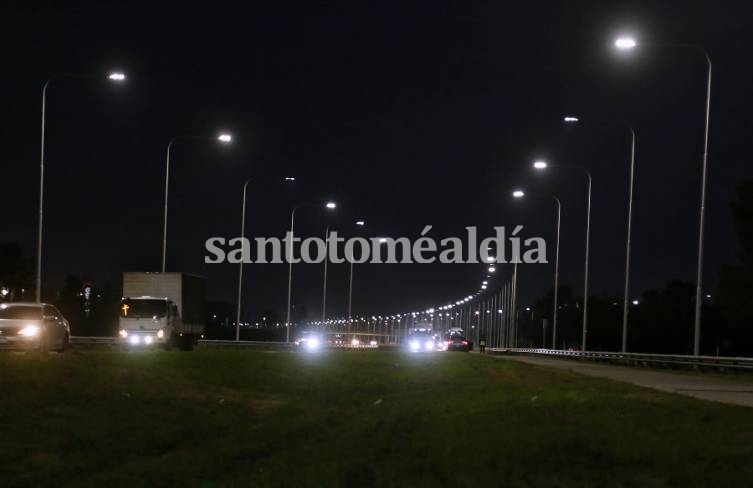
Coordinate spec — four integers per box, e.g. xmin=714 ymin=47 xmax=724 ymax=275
xmin=563 ymin=116 xmax=579 ymax=123
xmin=488 ymin=266 xmax=496 ymax=273
xmin=162 ymin=132 xmax=235 ymax=272
xmin=615 ymin=37 xmax=637 ymax=50
xmin=284 ymin=176 xmax=296 ymax=181
xmin=513 ymin=189 xmax=562 ymax=348
xmin=36 ymin=71 xmax=126 ymax=302
xmin=614 ymin=35 xmax=713 ymax=356
xmin=286 ymin=201 xmax=339 ymax=342
xmin=355 ymin=220 xmax=365 ymax=226
xmin=531 ymin=160 xmax=593 ymax=351
xmin=512 ymin=190 xmax=525 ymax=198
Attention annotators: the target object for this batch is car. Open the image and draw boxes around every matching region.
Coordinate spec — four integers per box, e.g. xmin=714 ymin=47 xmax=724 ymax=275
xmin=0 ymin=302 xmax=71 ymax=352
xmin=445 ymin=334 xmax=472 ymax=352
xmin=294 ymin=331 xmax=323 ymax=350
xmin=407 ymin=330 xmax=441 ymax=352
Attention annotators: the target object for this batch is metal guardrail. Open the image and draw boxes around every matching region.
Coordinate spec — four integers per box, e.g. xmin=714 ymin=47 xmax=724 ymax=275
xmin=489 ymin=348 xmax=753 ymax=372
xmin=69 ymin=337 xmax=386 ymax=350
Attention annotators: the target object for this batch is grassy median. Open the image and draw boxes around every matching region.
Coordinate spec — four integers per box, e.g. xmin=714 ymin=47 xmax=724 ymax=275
xmin=1 ymin=348 xmax=752 ymax=487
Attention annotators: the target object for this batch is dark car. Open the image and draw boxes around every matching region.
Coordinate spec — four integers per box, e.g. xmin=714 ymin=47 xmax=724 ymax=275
xmin=445 ymin=335 xmax=472 ymax=352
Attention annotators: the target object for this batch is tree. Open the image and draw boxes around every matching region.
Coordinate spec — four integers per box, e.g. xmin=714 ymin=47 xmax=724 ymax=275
xmin=717 ymin=179 xmax=753 ymax=355
xmin=0 ymin=243 xmax=32 ymax=300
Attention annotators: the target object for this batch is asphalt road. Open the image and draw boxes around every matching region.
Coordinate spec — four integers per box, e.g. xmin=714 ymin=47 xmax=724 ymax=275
xmin=502 ymin=355 xmax=753 ymax=408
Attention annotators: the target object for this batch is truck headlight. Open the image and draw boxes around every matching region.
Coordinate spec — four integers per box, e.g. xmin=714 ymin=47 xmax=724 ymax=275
xmin=144 ymin=336 xmax=153 ymax=344
xmin=119 ymin=329 xmax=128 ymax=338
xmin=306 ymin=338 xmax=320 ymax=350
xmin=410 ymin=340 xmax=420 ymax=351
xmin=425 ymin=340 xmax=434 ymax=350
xmin=129 ymin=335 xmax=140 ymax=345
xmin=157 ymin=329 xmax=164 ymax=339
xmin=18 ymin=324 xmax=40 ymax=337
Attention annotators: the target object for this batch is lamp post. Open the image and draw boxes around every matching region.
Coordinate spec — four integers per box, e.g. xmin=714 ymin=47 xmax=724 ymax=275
xmin=162 ymin=133 xmax=232 ymax=272
xmin=532 ymin=160 xmax=592 ymax=351
xmin=36 ymin=71 xmax=126 ymax=302
xmin=347 ymin=220 xmax=366 ymax=325
xmin=322 ymin=225 xmax=331 ymax=322
xmin=285 ymin=201 xmax=337 ymax=342
xmin=563 ymin=117 xmax=636 ymax=352
xmin=235 ymin=177 xmax=295 ymax=341
xmin=513 ymin=189 xmax=561 ymax=348
xmin=614 ymin=35 xmax=712 ymax=355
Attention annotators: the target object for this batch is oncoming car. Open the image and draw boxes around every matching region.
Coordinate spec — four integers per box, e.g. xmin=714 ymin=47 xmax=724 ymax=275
xmin=0 ymin=302 xmax=70 ymax=352
xmin=407 ymin=330 xmax=441 ymax=352
xmin=295 ymin=331 xmax=324 ymax=351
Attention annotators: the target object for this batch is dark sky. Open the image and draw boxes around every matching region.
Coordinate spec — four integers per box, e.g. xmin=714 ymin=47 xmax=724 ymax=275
xmin=1 ymin=0 xmax=752 ymax=322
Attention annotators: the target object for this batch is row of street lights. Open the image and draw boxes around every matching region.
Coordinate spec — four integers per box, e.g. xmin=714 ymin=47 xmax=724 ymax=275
xmin=507 ymin=35 xmax=712 ymax=353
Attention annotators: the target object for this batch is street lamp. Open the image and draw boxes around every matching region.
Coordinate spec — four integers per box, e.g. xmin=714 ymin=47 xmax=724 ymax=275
xmin=162 ymin=133 xmax=232 ymax=272
xmin=532 ymin=159 xmax=593 ymax=351
xmin=285 ymin=201 xmax=337 ymax=342
xmin=562 ymin=115 xmax=637 ymax=353
xmin=615 ymin=37 xmax=637 ymax=50
xmin=513 ymin=189 xmax=562 ymax=349
xmin=36 ymin=71 xmax=126 ymax=302
xmin=235 ymin=177 xmax=295 ymax=341
xmin=347 ymin=220 xmax=367 ymax=341
xmin=614 ymin=35 xmax=713 ymax=356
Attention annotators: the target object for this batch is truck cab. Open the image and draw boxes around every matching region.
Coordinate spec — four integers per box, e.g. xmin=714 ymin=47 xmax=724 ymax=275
xmin=119 ymin=296 xmax=176 ymax=347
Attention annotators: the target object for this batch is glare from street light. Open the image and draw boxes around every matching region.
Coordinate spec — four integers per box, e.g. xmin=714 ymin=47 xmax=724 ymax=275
xmin=512 ymin=190 xmax=525 ymax=198
xmin=563 ymin=116 xmax=579 ymax=123
xmin=218 ymin=134 xmax=232 ymax=143
xmin=615 ymin=37 xmax=637 ymax=50
xmin=326 ymin=202 xmax=336 ymax=209
xmin=107 ymin=72 xmax=126 ymax=81
xmin=533 ymin=161 xmax=548 ymax=170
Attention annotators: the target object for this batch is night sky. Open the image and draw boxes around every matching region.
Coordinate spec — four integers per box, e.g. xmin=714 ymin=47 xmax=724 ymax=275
xmin=2 ymin=1 xmax=752 ymax=322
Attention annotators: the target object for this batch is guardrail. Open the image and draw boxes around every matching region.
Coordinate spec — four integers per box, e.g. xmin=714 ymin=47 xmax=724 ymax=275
xmin=488 ymin=347 xmax=753 ymax=372
xmin=69 ymin=337 xmax=386 ymax=350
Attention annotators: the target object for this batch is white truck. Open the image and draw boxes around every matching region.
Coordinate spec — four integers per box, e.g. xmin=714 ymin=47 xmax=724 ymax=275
xmin=118 ymin=272 xmax=206 ymax=350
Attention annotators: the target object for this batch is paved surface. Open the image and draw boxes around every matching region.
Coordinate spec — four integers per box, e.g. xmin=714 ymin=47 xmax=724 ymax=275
xmin=502 ymin=355 xmax=753 ymax=408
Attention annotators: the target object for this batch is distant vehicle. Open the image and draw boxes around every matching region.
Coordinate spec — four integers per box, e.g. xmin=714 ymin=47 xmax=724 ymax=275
xmin=119 ymin=272 xmax=206 ymax=350
xmin=295 ymin=331 xmax=323 ymax=350
xmin=445 ymin=334 xmax=472 ymax=352
xmin=0 ymin=302 xmax=70 ymax=352
xmin=407 ymin=329 xmax=441 ymax=352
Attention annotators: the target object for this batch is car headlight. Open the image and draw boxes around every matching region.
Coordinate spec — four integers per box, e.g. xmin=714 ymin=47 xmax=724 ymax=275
xmin=119 ymin=329 xmax=128 ymax=338
xmin=157 ymin=329 xmax=164 ymax=338
xmin=18 ymin=324 xmax=40 ymax=337
xmin=425 ymin=340 xmax=434 ymax=350
xmin=129 ymin=335 xmax=140 ymax=345
xmin=410 ymin=340 xmax=420 ymax=351
xmin=144 ymin=336 xmax=153 ymax=344
xmin=306 ymin=338 xmax=320 ymax=350
xmin=351 ymin=338 xmax=360 ymax=346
